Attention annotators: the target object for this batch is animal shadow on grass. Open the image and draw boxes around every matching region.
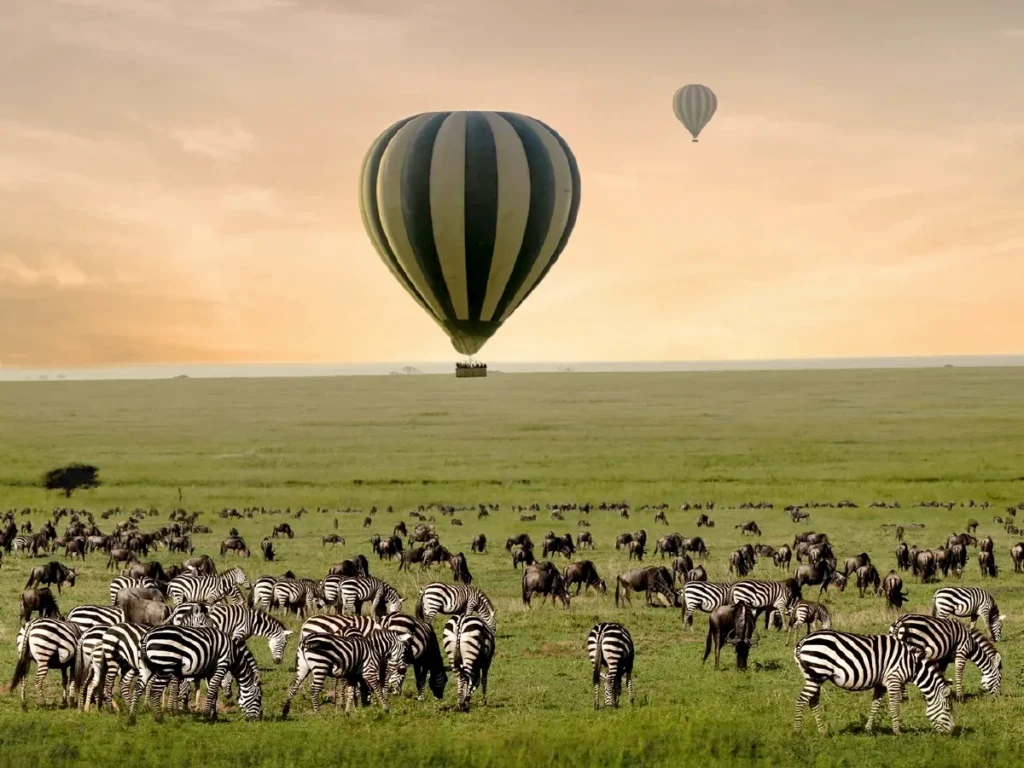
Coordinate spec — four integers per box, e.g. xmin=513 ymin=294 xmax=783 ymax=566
xmin=752 ymin=659 xmax=784 ymax=672
xmin=836 ymin=723 xmax=967 ymax=737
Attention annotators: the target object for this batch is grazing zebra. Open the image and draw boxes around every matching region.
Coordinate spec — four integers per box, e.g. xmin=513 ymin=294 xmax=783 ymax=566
xmin=729 ymin=578 xmax=801 ymax=630
xmin=785 ymin=599 xmax=832 ymax=645
xmin=74 ymin=625 xmax=108 ymax=708
xmin=272 ymin=578 xmax=322 ymax=617
xmin=932 ymin=587 xmax=1005 ymax=642
xmin=793 ymin=630 xmax=953 ymax=735
xmin=108 ymin=576 xmax=160 ymax=605
xmin=248 ymin=575 xmax=283 ymax=611
xmin=281 ymin=630 xmax=411 ymax=716
xmin=889 ymin=614 xmax=1002 ymax=698
xmin=380 ymin=613 xmax=449 ymax=700
xmin=82 ymin=622 xmax=148 ymax=712
xmin=67 ymin=605 xmax=125 ymax=632
xmin=442 ymin=614 xmax=494 ymax=712
xmin=300 ymin=613 xmax=380 ymax=639
xmin=207 ymin=604 xmax=293 ymax=663
xmin=587 ymin=622 xmax=635 ymax=709
xmin=11 ymin=618 xmax=82 ymax=707
xmin=168 ymin=567 xmax=249 ymax=605
xmin=681 ymin=581 xmax=731 ymax=627
xmin=128 ymin=626 xmax=262 ymax=721
xmin=335 ymin=577 xmax=404 ymax=617
xmin=416 ymin=583 xmax=496 ymax=632
xmin=318 ymin=574 xmax=350 ymax=606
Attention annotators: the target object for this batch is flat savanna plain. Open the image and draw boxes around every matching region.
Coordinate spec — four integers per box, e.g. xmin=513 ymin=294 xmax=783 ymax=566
xmin=0 ymin=368 xmax=1023 ymax=768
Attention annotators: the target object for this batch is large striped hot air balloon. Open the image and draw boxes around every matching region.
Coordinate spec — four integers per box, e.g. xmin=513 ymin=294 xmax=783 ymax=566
xmin=672 ymin=84 xmax=718 ymax=142
xmin=358 ymin=111 xmax=582 ymax=357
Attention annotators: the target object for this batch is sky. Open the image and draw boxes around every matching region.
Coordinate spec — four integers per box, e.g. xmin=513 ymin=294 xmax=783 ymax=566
xmin=2 ymin=0 xmax=1023 ymax=367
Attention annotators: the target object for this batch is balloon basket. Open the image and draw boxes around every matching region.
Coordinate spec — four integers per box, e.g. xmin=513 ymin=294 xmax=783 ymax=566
xmin=455 ymin=361 xmax=487 ymax=378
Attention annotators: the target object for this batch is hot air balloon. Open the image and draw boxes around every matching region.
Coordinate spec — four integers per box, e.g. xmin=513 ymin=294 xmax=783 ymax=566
xmin=673 ymin=84 xmax=718 ymax=142
xmin=358 ymin=111 xmax=582 ymax=357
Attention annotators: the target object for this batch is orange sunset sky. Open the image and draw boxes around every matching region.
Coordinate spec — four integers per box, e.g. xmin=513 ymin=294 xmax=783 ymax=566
xmin=1 ymin=0 xmax=1022 ymax=366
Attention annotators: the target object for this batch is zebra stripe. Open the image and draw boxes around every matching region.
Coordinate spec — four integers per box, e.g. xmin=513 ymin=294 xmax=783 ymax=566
xmin=129 ymin=625 xmax=262 ymax=721
xmin=67 ymin=605 xmax=125 ymax=632
xmin=932 ymin=587 xmax=1005 ymax=642
xmin=282 ymin=630 xmax=410 ymax=716
xmin=442 ymin=614 xmax=494 ymax=712
xmin=416 ymin=583 xmax=496 ymax=632
xmin=11 ymin=618 xmax=82 ymax=707
xmin=82 ymin=622 xmax=148 ymax=712
xmin=206 ymin=604 xmax=293 ymax=663
xmin=300 ymin=614 xmax=380 ymax=640
xmin=108 ymin=576 xmax=159 ymax=605
xmin=359 ymin=111 xmax=582 ymax=356
xmin=729 ymin=579 xmax=800 ymax=630
xmin=168 ymin=567 xmax=249 ymax=605
xmin=335 ymin=577 xmax=404 ymax=617
xmin=249 ymin=576 xmax=279 ymax=611
xmin=272 ymin=578 xmax=322 ymax=616
xmin=890 ymin=613 xmax=1002 ymax=698
xmin=785 ymin=599 xmax=832 ymax=645
xmin=793 ymin=630 xmax=953 ymax=735
xmin=380 ymin=613 xmax=448 ymax=701
xmin=74 ymin=625 xmax=107 ymax=708
xmin=682 ymin=582 xmax=731 ymax=627
xmin=587 ymin=622 xmax=635 ymax=709
xmin=672 ymin=84 xmax=718 ymax=141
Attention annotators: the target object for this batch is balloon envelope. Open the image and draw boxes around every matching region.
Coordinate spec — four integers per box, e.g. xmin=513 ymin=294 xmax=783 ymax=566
xmin=673 ymin=84 xmax=718 ymax=141
xmin=358 ymin=111 xmax=582 ymax=356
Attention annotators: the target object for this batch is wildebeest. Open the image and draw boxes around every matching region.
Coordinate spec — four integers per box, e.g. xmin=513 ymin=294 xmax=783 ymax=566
xmin=687 ymin=565 xmax=708 ymax=582
xmin=729 ymin=549 xmax=753 ymax=577
xmin=450 ymin=552 xmax=473 ymax=585
xmin=328 ymin=554 xmax=369 ymax=578
xmin=220 ymin=537 xmax=250 ymax=557
xmin=671 ymin=553 xmax=694 ymax=581
xmin=614 ymin=533 xmax=633 ymax=550
xmin=978 ymin=550 xmax=998 ymax=578
xmin=614 ymin=567 xmax=677 ymax=608
xmin=184 ymin=554 xmax=217 ymax=576
xmin=965 ymin=518 xmax=979 ymax=534
xmin=119 ymin=594 xmax=171 ymax=626
xmin=654 ymin=533 xmax=684 ymax=558
xmin=736 ymin=521 xmax=762 ymax=537
xmin=774 ymin=545 xmax=793 ymax=570
xmin=261 ymin=537 xmax=275 ymax=562
xmin=654 ymin=510 xmax=668 ymax=525
xmin=703 ymin=603 xmax=757 ymax=670
xmin=576 ymin=531 xmax=594 ymax=550
xmin=794 ymin=561 xmax=844 ymax=597
xmin=471 ymin=534 xmax=487 ymax=553
xmin=895 ymin=542 xmax=911 ymax=571
xmin=272 ymin=523 xmax=294 ymax=539
xmin=20 ymin=588 xmax=61 ymax=623
xmin=1012 ymin=542 xmax=1024 ymax=573
xmin=881 ymin=570 xmax=909 ymax=612
xmin=683 ymin=536 xmax=709 ymax=560
xmin=505 ymin=533 xmax=533 ymax=551
xmin=627 ymin=539 xmax=646 ymax=562
xmin=542 ymin=534 xmax=575 ymax=560
xmin=511 ymin=546 xmax=535 ymax=569
xmin=522 ymin=562 xmax=570 ymax=608
xmin=64 ymin=538 xmax=87 ymax=560
xmin=393 ymin=521 xmax=408 ymax=537
xmin=843 ymin=553 xmax=871 ymax=576
xmin=855 ymin=564 xmax=881 ymax=597
xmin=563 ymin=561 xmax=606 ymax=595
xmin=168 ymin=536 xmax=194 ymax=554
xmin=912 ymin=549 xmax=937 ymax=583
xmin=106 ymin=548 xmax=137 ymax=570
xmin=25 ymin=562 xmax=77 ymax=594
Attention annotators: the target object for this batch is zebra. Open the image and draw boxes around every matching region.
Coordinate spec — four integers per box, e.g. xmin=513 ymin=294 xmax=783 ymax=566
xmin=587 ymin=622 xmax=635 ymax=709
xmin=168 ymin=567 xmax=249 ymax=605
xmin=272 ymin=578 xmax=323 ymax=617
xmin=128 ymin=625 xmax=263 ymax=721
xmin=932 ymin=587 xmax=1005 ymax=642
xmin=681 ymin=581 xmax=731 ymax=627
xmin=82 ymin=622 xmax=148 ymax=712
xmin=889 ymin=613 xmax=1002 ymax=698
xmin=318 ymin=574 xmax=350 ymax=606
xmin=281 ymin=630 xmax=411 ymax=716
xmin=300 ymin=614 xmax=381 ymax=640
xmin=785 ymin=599 xmax=832 ymax=645
xmin=793 ymin=630 xmax=953 ymax=735
xmin=207 ymin=604 xmax=293 ymax=663
xmin=442 ymin=614 xmax=494 ymax=712
xmin=729 ymin=578 xmax=801 ymax=630
xmin=416 ymin=583 xmax=496 ymax=632
xmin=11 ymin=618 xmax=82 ymax=707
xmin=380 ymin=613 xmax=448 ymax=701
xmin=248 ymin=575 xmax=281 ymax=611
xmin=74 ymin=625 xmax=108 ymax=709
xmin=67 ymin=605 xmax=125 ymax=632
xmin=335 ymin=577 xmax=404 ymax=617
xmin=108 ymin=576 xmax=160 ymax=605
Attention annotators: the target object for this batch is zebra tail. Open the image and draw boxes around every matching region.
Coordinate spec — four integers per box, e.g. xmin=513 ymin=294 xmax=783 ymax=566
xmin=592 ymin=630 xmax=603 ymax=687
xmin=415 ymin=596 xmax=426 ymax=621
xmin=73 ymin=640 xmax=88 ymax=704
xmin=452 ymin=620 xmax=464 ymax=671
xmin=10 ymin=634 xmax=32 ymax=692
xmin=614 ymin=579 xmax=621 ymax=608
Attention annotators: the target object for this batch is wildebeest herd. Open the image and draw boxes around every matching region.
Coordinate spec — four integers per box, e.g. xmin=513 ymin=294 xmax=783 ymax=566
xmin=2 ymin=497 xmax=1020 ymax=734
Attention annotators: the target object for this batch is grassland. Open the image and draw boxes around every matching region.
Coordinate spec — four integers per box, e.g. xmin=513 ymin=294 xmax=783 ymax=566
xmin=0 ymin=367 xmax=1022 ymax=768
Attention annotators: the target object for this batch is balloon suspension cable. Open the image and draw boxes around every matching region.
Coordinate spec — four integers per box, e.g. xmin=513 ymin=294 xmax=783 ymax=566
xmin=692 ymin=138 xmax=699 ymax=143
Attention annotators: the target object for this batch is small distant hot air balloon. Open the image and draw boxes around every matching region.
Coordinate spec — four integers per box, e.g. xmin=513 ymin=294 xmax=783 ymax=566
xmin=673 ymin=84 xmax=718 ymax=142
xmin=358 ymin=111 xmax=582 ymax=357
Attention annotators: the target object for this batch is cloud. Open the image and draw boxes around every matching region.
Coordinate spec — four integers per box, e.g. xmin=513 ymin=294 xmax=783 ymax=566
xmin=169 ymin=124 xmax=256 ymax=162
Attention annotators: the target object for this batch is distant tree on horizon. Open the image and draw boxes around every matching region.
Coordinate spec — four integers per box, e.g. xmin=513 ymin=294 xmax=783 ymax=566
xmin=42 ymin=463 xmax=100 ymax=498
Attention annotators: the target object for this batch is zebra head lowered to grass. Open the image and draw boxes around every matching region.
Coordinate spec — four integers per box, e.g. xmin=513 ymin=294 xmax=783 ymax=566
xmin=932 ymin=587 xmax=1005 ymax=643
xmin=442 ymin=614 xmax=494 ymax=713
xmin=793 ymin=630 xmax=953 ymax=735
xmin=587 ymin=622 xmax=635 ymax=708
xmin=416 ymin=583 xmax=496 ymax=633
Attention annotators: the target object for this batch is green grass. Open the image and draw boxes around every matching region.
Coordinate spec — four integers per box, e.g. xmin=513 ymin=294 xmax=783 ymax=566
xmin=0 ymin=368 xmax=1023 ymax=768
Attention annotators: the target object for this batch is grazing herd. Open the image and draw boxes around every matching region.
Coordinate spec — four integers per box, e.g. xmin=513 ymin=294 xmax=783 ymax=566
xmin=2 ymin=497 xmax=1020 ymax=737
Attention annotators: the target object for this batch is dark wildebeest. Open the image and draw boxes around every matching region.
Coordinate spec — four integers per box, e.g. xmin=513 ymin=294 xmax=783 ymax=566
xmin=965 ymin=518 xmax=979 ymax=534
xmin=543 ymin=534 xmax=575 ymax=560
xmin=505 ymin=533 xmax=533 ymax=551
xmin=520 ymin=514 xmax=536 ymax=522
xmin=794 ymin=561 xmax=844 ymax=598
xmin=168 ymin=536 xmax=194 ymax=554
xmin=671 ymin=553 xmax=694 ymax=582
xmin=20 ymin=588 xmax=61 ymax=623
xmin=895 ymin=543 xmax=911 ymax=571
xmin=654 ymin=533 xmax=684 ymax=558
xmin=843 ymin=553 xmax=871 ymax=576
xmin=736 ymin=521 xmax=762 ymax=537
xmin=1012 ymin=542 xmax=1024 ymax=573
xmin=614 ymin=567 xmax=677 ymax=608
xmin=703 ymin=603 xmax=757 ymax=670
xmin=64 ymin=538 xmax=87 ymax=560
xmin=627 ymin=539 xmax=646 ymax=562
xmin=394 ymin=521 xmax=408 ymax=537
xmin=261 ymin=537 xmax=275 ymax=562
xmin=124 ymin=561 xmax=168 ymax=582
xmin=272 ymin=523 xmax=294 ymax=539
xmin=25 ymin=562 xmax=77 ymax=594
xmin=421 ymin=544 xmax=453 ymax=570
xmin=980 ymin=536 xmax=994 ymax=553
xmin=379 ymin=536 xmax=403 ymax=560
xmin=450 ymin=552 xmax=473 ymax=585
xmin=362 ymin=516 xmax=373 ymax=528
xmin=106 ymin=548 xmax=137 ymax=570
xmin=120 ymin=593 xmax=170 ymax=626
xmin=511 ymin=546 xmax=535 ymax=569
xmin=695 ymin=513 xmax=711 ymax=527
xmin=687 ymin=565 xmax=708 ymax=582
xmin=654 ymin=510 xmax=668 ymax=525
xmin=522 ymin=562 xmax=571 ymax=608
xmin=563 ymin=560 xmax=606 ymax=595
xmin=615 ymin=533 xmax=633 ymax=550
xmin=683 ymin=536 xmax=709 ymax=560
xmin=576 ymin=531 xmax=594 ymax=550
xmin=774 ymin=545 xmax=793 ymax=570
xmin=881 ymin=570 xmax=908 ymax=612
xmin=912 ymin=550 xmax=936 ymax=583
xmin=471 ymin=534 xmax=487 ymax=554
xmin=451 ymin=518 xmax=463 ymax=527
xmin=978 ymin=550 xmax=998 ymax=578
xmin=328 ymin=554 xmax=369 ymax=578
xmin=398 ymin=547 xmax=426 ymax=571
xmin=855 ymin=564 xmax=881 ymax=597
xmin=184 ymin=554 xmax=216 ymax=576
xmin=220 ymin=537 xmax=250 ymax=557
